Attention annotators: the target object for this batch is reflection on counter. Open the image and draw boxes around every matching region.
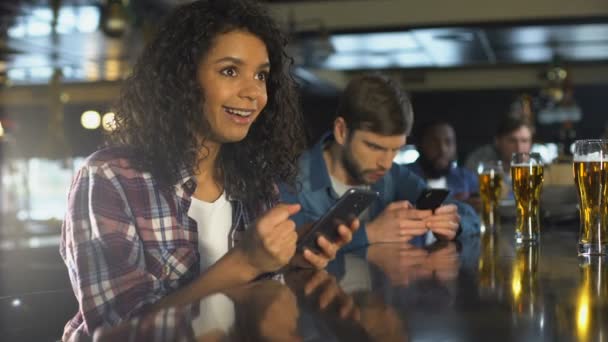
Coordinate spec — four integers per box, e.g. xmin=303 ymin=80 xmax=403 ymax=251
xmin=510 ymin=244 xmax=544 ymax=330
xmin=478 ymin=230 xmax=502 ymax=298
xmin=28 ymin=223 xmax=605 ymax=342
xmin=575 ymin=257 xmax=607 ymax=342
xmin=366 ymin=241 xmax=459 ymax=288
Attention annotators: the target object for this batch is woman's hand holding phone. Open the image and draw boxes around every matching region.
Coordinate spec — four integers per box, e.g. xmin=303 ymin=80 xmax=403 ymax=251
xmin=291 ymin=219 xmax=360 ymax=269
xmin=239 ymin=203 xmax=300 ymax=274
xmin=292 ymin=188 xmax=376 ymax=269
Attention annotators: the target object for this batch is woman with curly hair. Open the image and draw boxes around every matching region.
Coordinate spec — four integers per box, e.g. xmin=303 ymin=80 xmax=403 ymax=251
xmin=60 ymin=0 xmax=358 ymax=339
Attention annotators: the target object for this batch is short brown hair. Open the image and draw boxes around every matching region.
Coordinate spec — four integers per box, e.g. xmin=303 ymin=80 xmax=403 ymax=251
xmin=336 ymin=74 xmax=413 ymax=135
xmin=496 ymin=114 xmax=534 ymax=138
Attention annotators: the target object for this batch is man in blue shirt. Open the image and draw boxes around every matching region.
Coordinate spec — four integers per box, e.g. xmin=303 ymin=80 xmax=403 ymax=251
xmin=464 ymin=115 xmax=534 ymax=200
xmin=408 ymin=121 xmax=481 ymax=210
xmin=280 ymin=74 xmax=480 ymax=251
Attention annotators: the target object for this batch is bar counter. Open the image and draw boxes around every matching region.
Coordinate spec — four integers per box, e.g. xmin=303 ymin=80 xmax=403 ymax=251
xmin=93 ymin=219 xmax=607 ymax=342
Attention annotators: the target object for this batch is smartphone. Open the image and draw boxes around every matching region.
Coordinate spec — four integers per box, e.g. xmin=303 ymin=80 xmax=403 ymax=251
xmin=297 ymin=188 xmax=378 ymax=253
xmin=416 ymin=188 xmax=450 ymax=211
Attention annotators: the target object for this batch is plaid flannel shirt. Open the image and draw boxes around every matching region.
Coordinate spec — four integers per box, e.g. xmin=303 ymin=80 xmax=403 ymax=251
xmin=93 ymin=305 xmax=198 ymax=342
xmin=92 ymin=277 xmax=287 ymax=342
xmin=60 ymin=148 xmax=265 ymax=341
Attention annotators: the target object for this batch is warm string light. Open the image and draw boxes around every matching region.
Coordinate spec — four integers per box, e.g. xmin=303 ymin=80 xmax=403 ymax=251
xmin=81 ymin=110 xmax=101 ymax=129
xmin=81 ymin=111 xmax=117 ymax=131
xmin=102 ymin=112 xmax=116 ymax=131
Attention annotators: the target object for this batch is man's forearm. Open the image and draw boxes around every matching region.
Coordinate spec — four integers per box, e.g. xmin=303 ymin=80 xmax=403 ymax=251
xmin=364 ymin=220 xmax=377 ymax=244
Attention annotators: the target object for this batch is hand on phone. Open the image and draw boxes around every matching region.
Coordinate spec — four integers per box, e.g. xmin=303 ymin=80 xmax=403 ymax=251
xmin=366 ymin=201 xmax=433 ymax=243
xmin=416 ymin=188 xmax=450 ymax=211
xmin=296 ymin=189 xmax=377 ymax=255
xmin=291 ymin=219 xmax=360 ymax=270
xmin=423 ymin=204 xmax=460 ymax=240
xmin=238 ymin=203 xmax=300 ymax=274
xmin=415 ymin=189 xmax=460 ymax=240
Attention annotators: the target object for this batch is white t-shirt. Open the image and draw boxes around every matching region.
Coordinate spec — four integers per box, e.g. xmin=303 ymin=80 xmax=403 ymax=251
xmin=192 ymin=293 xmax=236 ymax=337
xmin=426 ymin=176 xmax=448 ymax=189
xmin=188 ymin=193 xmax=235 ymax=337
xmin=188 ymin=192 xmax=233 ymax=272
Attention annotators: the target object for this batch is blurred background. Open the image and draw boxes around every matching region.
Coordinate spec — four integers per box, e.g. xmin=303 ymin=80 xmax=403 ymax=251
xmin=0 ymin=0 xmax=606 ymax=340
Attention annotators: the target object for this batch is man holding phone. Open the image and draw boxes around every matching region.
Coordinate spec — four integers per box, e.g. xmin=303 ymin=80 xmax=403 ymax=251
xmin=280 ymin=74 xmax=480 ymax=251
xmin=408 ymin=120 xmax=481 ymax=211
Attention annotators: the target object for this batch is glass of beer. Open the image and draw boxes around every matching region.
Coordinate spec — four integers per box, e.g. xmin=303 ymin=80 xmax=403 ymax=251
xmin=511 ymin=152 xmax=544 ymax=243
xmin=573 ymin=139 xmax=608 ymax=256
xmin=478 ymin=161 xmax=503 ymax=230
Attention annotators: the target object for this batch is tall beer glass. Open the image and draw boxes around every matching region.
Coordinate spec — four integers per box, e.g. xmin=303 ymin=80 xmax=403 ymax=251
xmin=511 ymin=153 xmax=544 ymax=243
xmin=573 ymin=139 xmax=608 ymax=256
xmin=478 ymin=161 xmax=503 ymax=230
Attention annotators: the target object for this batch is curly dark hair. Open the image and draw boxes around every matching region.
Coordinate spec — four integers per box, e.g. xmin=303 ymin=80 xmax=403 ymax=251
xmin=108 ymin=0 xmax=304 ymax=209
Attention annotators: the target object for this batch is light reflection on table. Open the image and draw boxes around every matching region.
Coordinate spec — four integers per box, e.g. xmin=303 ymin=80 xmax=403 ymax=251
xmin=93 ymin=222 xmax=607 ymax=342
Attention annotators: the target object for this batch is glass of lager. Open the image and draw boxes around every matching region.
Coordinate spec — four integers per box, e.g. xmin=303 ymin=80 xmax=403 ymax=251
xmin=573 ymin=139 xmax=608 ymax=256
xmin=511 ymin=152 xmax=544 ymax=243
xmin=478 ymin=161 xmax=503 ymax=230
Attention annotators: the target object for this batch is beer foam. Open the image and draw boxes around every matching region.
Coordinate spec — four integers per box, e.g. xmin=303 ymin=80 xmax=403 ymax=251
xmin=511 ymin=162 xmax=542 ymax=167
xmin=574 ymin=152 xmax=607 ymax=162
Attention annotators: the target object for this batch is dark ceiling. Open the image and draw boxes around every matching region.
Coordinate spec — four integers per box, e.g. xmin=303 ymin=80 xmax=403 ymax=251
xmin=295 ymin=22 xmax=608 ymax=70
xmin=0 ymin=1 xmax=606 ymax=84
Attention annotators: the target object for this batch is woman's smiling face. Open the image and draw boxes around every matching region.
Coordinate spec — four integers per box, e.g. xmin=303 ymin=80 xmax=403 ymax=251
xmin=197 ymin=29 xmax=270 ymax=143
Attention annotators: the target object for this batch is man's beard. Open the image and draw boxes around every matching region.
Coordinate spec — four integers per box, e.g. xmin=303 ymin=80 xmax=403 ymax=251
xmin=341 ymin=146 xmax=374 ymax=185
xmin=419 ymin=156 xmax=451 ymax=179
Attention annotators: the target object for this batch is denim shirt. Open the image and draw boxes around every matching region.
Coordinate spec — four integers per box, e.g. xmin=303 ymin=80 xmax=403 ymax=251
xmin=407 ymin=160 xmax=479 ymax=198
xmin=280 ymin=133 xmax=481 ymax=252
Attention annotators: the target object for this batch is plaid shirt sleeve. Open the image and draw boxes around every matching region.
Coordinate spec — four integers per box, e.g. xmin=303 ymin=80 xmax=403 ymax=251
xmin=60 ymin=162 xmax=165 ymax=338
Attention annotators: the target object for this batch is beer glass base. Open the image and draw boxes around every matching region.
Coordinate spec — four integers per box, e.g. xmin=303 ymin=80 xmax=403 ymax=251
xmin=578 ymin=254 xmax=606 ymax=266
xmin=578 ymin=243 xmax=608 ymax=256
xmin=515 ymin=232 xmax=539 ymax=244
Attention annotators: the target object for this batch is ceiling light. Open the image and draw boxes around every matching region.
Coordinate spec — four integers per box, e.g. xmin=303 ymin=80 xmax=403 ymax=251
xmin=331 ymin=32 xmax=418 ymax=53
